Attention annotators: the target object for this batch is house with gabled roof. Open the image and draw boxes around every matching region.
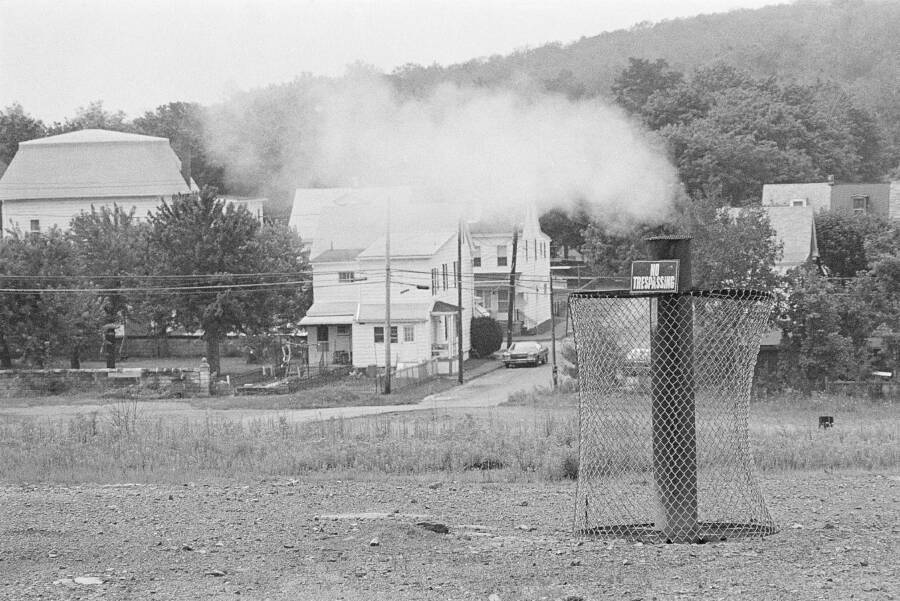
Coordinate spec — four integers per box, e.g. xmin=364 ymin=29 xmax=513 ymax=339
xmin=290 ymin=187 xmax=474 ymax=372
xmin=0 ymin=129 xmax=199 ymax=234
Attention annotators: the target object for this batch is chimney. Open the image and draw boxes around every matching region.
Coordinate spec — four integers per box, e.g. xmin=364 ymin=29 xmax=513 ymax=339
xmin=179 ymin=138 xmax=193 ymax=188
xmin=827 ymin=174 xmax=835 ymax=186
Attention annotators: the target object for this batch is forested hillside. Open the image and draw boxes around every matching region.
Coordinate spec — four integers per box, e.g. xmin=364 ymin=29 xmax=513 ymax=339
xmin=391 ymin=1 xmax=900 ymax=147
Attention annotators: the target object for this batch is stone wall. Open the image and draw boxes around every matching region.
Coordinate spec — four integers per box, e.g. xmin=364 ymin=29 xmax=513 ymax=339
xmin=0 ymin=367 xmax=210 ymax=397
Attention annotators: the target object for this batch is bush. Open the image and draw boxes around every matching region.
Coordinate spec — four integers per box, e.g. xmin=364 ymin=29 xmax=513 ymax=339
xmin=470 ymin=317 xmax=504 ymax=358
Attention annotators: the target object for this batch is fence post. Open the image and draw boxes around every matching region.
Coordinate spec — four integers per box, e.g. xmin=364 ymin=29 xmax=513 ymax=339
xmin=646 ymin=235 xmax=698 ymax=543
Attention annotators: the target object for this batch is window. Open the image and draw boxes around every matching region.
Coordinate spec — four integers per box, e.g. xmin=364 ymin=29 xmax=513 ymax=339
xmin=374 ymin=326 xmax=398 ymax=343
xmin=336 ymin=324 xmax=351 ymax=336
xmin=403 ymin=325 xmax=415 ymax=342
xmin=29 ymin=219 xmax=40 ymax=233
xmin=473 ymin=246 xmax=481 ymax=267
xmin=497 ymin=245 xmax=508 ymax=267
xmin=791 ymin=199 xmax=806 ymax=207
xmin=442 ymin=263 xmax=448 ymax=290
xmin=316 ymin=325 xmax=329 ymax=341
xmin=452 ymin=261 xmax=458 ymax=288
xmin=431 ymin=268 xmax=439 ymax=293
xmin=525 ymin=239 xmax=529 ymax=260
xmin=852 ymin=195 xmax=869 ymax=214
xmin=475 ymin=288 xmax=489 ymax=308
xmin=338 ymin=271 xmax=355 ymax=283
xmin=497 ymin=287 xmax=510 ymax=313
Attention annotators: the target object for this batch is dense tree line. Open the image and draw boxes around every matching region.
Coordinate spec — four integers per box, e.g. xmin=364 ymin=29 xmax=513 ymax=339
xmin=0 ymin=188 xmax=310 ymax=374
xmin=612 ymin=60 xmax=892 ymax=205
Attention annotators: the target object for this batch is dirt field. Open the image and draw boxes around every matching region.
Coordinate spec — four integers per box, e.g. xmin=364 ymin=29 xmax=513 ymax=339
xmin=2 ymin=471 xmax=897 ymax=601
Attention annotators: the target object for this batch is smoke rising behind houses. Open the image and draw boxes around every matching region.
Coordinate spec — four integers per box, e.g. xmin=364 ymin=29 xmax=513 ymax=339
xmin=205 ymin=72 xmax=679 ymax=224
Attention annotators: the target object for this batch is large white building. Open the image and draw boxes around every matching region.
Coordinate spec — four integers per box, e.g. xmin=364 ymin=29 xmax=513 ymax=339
xmin=470 ymin=204 xmax=552 ymax=334
xmin=290 ymin=187 xmax=474 ymax=372
xmin=0 ymin=129 xmax=199 ymax=233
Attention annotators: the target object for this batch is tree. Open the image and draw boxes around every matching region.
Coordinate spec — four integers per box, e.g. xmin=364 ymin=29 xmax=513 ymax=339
xmin=68 ymin=205 xmax=150 ymax=364
xmin=0 ymin=228 xmax=102 ymax=368
xmin=580 ymin=220 xmax=671 ymax=277
xmin=815 ymin=210 xmax=889 ymax=278
xmin=47 ymin=100 xmax=132 ymax=135
xmin=612 ymin=58 xmax=683 ymax=116
xmin=776 ymin=268 xmax=876 ymax=392
xmin=617 ymin=61 xmax=892 ymax=204
xmin=538 ymin=202 xmax=590 ymax=259
xmin=675 ymin=196 xmax=782 ymax=290
xmin=133 ymin=102 xmax=225 ymax=190
xmin=0 ymin=103 xmax=45 ymax=167
xmin=470 ymin=316 xmax=503 ymax=358
xmin=145 ymin=187 xmax=310 ymax=374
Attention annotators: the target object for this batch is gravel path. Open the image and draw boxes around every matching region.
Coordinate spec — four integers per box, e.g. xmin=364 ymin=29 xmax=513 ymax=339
xmin=1 ymin=471 xmax=897 ymax=600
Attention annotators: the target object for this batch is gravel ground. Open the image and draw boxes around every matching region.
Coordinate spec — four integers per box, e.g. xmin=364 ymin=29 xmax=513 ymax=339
xmin=1 ymin=471 xmax=897 ymax=601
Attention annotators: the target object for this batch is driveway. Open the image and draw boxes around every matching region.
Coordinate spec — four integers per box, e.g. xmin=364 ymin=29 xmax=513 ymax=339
xmin=261 ymin=361 xmax=553 ymax=424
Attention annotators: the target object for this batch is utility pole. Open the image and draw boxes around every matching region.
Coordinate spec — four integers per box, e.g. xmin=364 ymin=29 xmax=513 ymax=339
xmin=457 ymin=220 xmax=464 ymax=384
xmin=384 ymin=198 xmax=392 ymax=394
xmin=505 ymin=227 xmax=519 ymax=349
xmin=549 ymin=267 xmax=558 ymax=389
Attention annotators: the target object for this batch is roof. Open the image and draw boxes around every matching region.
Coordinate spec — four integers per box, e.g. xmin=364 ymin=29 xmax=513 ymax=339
xmin=290 ymin=186 xmax=465 ymax=258
xmin=357 ymin=303 xmax=431 ymax=323
xmin=297 ymin=301 xmax=358 ymax=326
xmin=357 ymin=231 xmax=456 ymax=259
xmin=470 ymin=214 xmax=522 ymax=235
xmin=729 ymin=206 xmax=817 ymax=271
xmin=431 ymin=301 xmax=461 ymax=314
xmin=311 ymin=248 xmax=364 ymax=263
xmin=0 ymin=128 xmax=190 ymax=201
xmin=761 ymin=182 xmax=831 ymax=211
xmin=22 ymin=129 xmax=168 ymax=145
xmin=475 ymin=272 xmax=519 ymax=283
xmin=763 ymin=206 xmax=818 ymax=269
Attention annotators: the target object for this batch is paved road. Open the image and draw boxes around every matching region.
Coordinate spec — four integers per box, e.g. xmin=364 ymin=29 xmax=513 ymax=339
xmin=0 ymin=362 xmax=555 ymax=424
xmin=272 ymin=361 xmax=553 ymax=424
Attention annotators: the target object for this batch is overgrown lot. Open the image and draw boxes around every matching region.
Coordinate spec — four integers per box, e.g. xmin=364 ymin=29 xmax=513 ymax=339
xmin=0 ymin=389 xmax=896 ymax=482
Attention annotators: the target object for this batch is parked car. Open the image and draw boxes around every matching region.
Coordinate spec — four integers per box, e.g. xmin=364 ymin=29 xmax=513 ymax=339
xmin=618 ymin=347 xmax=650 ymax=389
xmin=502 ymin=341 xmax=549 ymax=368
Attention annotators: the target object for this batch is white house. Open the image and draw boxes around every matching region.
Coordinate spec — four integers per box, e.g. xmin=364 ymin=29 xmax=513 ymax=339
xmin=0 ymin=129 xmax=197 ymax=233
xmin=470 ymin=204 xmax=552 ymax=333
xmin=291 ymin=187 xmax=474 ymax=372
xmin=0 ymin=129 xmax=265 ymax=234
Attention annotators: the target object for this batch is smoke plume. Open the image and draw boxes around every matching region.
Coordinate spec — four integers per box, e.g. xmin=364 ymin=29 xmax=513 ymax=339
xmin=206 ymin=70 xmax=679 ymax=224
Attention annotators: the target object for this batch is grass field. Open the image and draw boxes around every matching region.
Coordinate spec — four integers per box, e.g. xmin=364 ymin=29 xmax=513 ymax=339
xmin=0 ymin=386 xmax=896 ymax=483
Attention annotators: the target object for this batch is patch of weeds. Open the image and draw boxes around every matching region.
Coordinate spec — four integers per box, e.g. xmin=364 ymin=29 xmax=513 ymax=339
xmin=561 ymin=452 xmax=579 ymax=480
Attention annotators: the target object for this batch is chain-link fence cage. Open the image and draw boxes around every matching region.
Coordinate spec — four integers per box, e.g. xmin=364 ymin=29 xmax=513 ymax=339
xmin=569 ymin=288 xmax=776 ymax=543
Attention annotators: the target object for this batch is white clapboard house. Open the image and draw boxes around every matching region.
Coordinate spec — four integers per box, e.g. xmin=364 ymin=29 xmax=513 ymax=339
xmin=290 ymin=187 xmax=474 ymax=373
xmin=0 ymin=129 xmax=265 ymax=233
xmin=470 ymin=204 xmax=552 ymax=334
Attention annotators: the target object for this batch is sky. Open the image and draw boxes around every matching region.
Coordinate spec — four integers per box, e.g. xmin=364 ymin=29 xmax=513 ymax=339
xmin=0 ymin=0 xmax=782 ymax=123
